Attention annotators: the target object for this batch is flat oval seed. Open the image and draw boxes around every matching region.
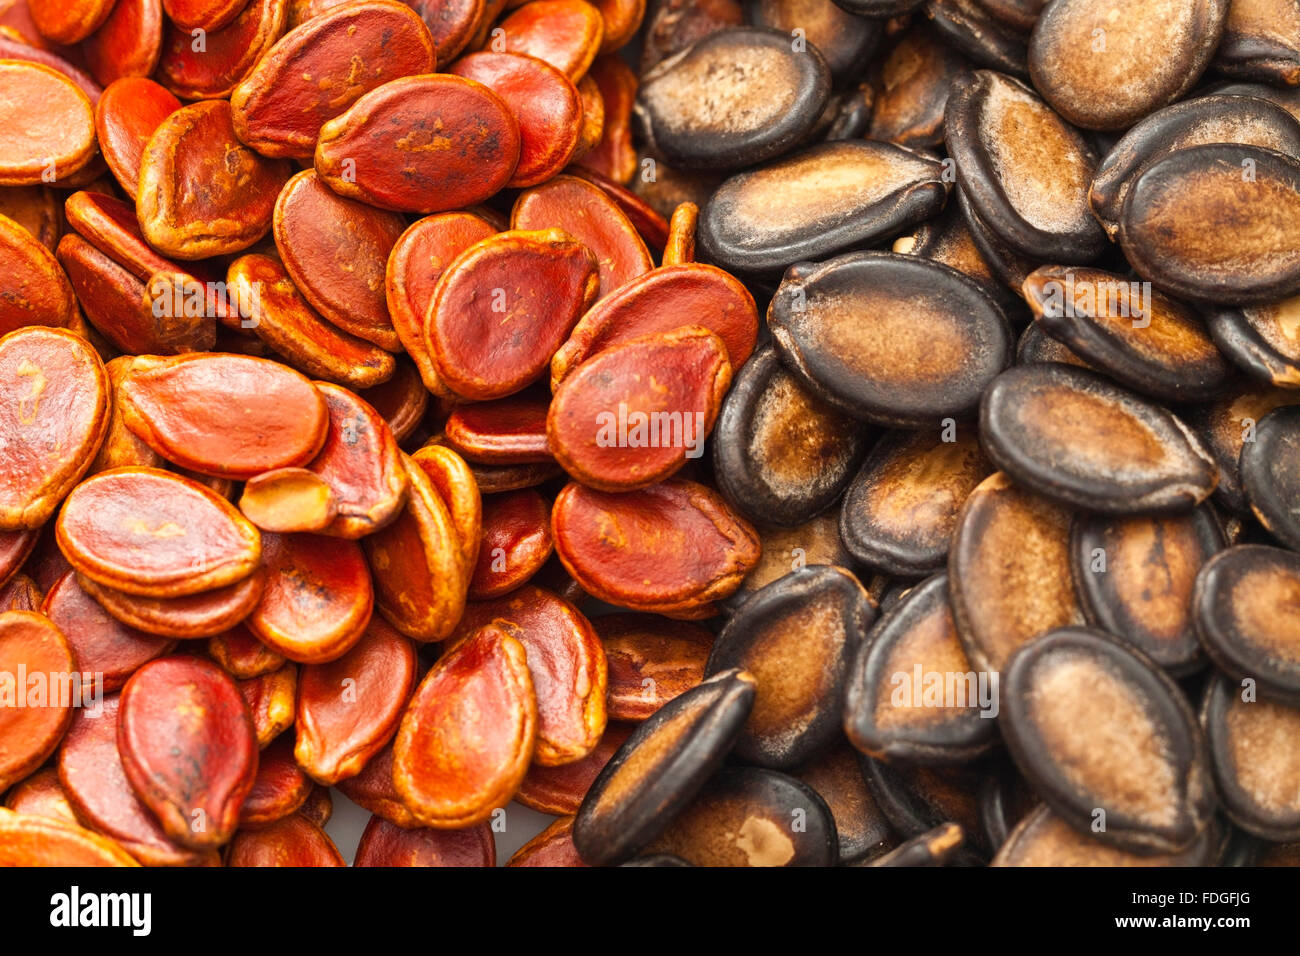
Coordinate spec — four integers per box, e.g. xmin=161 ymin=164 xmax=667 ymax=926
xmin=0 ymin=612 xmax=76 ymax=791
xmin=1241 ymin=406 xmax=1300 ymax=549
xmin=449 ymin=53 xmax=583 ymax=189
xmin=1071 ymin=505 xmax=1224 ymax=676
xmin=709 ymin=565 xmax=876 ymax=768
xmin=572 ymin=55 xmax=637 ymax=180
xmin=354 ymin=815 xmax=495 ymax=866
xmin=0 ymin=186 xmax=60 ymax=252
xmin=316 ymin=74 xmax=520 ymax=213
xmin=27 ymin=0 xmax=116 ymax=43
xmin=712 ymin=345 xmax=868 ymax=528
xmin=393 ymin=624 xmax=537 ymax=827
xmin=452 ymin=586 xmax=607 ymax=765
xmin=635 ymin=27 xmax=830 ymax=171
xmin=294 ymin=617 xmax=416 ymax=785
xmin=552 ymin=478 xmax=761 ymax=615
xmin=120 ymin=354 xmax=328 ymax=480
xmin=163 ymin=0 xmax=251 ymax=31
xmin=498 ymin=0 xmax=604 ymax=79
xmin=56 ymin=468 xmax=262 ymax=598
xmin=466 ymin=490 xmax=552 ymax=600
xmin=427 ymin=229 xmax=597 ymax=401
xmin=1027 ymin=0 xmax=1229 ymax=131
xmin=516 ymin=721 xmax=635 ymax=815
xmin=443 ymin=393 xmax=551 ymax=465
xmin=0 ymin=214 xmax=76 ymax=334
xmin=334 ymin=741 xmax=420 ymax=828
xmin=0 ymin=573 xmax=42 ymax=613
xmin=594 ymin=613 xmax=710 ymax=722
xmin=57 ymin=695 xmax=215 ymax=866
xmin=750 ymin=0 xmax=879 ymax=83
xmin=0 ymin=62 xmax=97 ymax=186
xmin=1184 ymin=381 xmax=1300 ymax=515
xmin=239 ymin=469 xmax=336 ymax=534
xmin=118 ymin=656 xmax=258 ymax=849
xmin=156 ymin=0 xmax=285 ymax=101
xmin=237 ymin=663 xmax=297 ymax=748
xmin=699 ymin=140 xmax=948 ymax=275
xmin=992 ymin=803 xmax=1218 ymax=866
xmin=403 ymin=0 xmax=481 ymax=60
xmin=1023 ymin=265 xmax=1233 ymax=402
xmin=1195 ymin=544 xmax=1300 ymax=706
xmin=1214 ymin=0 xmax=1300 ymax=85
xmin=869 ymin=24 xmax=969 ymax=150
xmin=572 ymin=668 xmax=756 ymax=865
xmin=844 ymin=572 xmax=999 ymax=764
xmin=863 ymin=760 xmax=987 ymax=859
xmin=512 ymin=175 xmax=652 ymax=299
xmin=924 ymin=0 xmax=1028 ymax=75
xmin=83 ymin=0 xmax=165 ymax=87
xmin=1202 ymin=673 xmax=1300 ymax=841
xmin=409 ymin=444 xmax=481 ymax=572
xmin=769 ymin=252 xmax=1013 ymax=426
xmin=77 ymin=572 xmax=264 ymax=639
xmin=227 ymin=256 xmax=396 ymax=390
xmin=1119 ymin=143 xmax=1300 ymax=304
xmin=42 ymin=573 xmax=173 ymax=692
xmin=549 ymin=326 xmax=731 ymax=492
xmin=644 ymin=765 xmax=837 ymax=866
xmin=794 ymin=742 xmax=895 ymax=863
xmin=94 ymin=78 xmax=181 ymax=199
xmin=247 ymin=532 xmax=373 ymax=664
xmin=865 ymin=821 xmax=966 ymax=867
xmin=894 ymin=203 xmax=1010 ymax=308
xmin=980 ymin=363 xmax=1219 ymax=514
xmin=231 ymin=1 xmax=435 ymax=159
xmin=1002 ymin=627 xmax=1215 ymax=854
xmin=0 ymin=327 xmax=109 ymax=530
xmin=137 ymin=100 xmax=292 ymax=260
xmin=1209 ymin=294 xmax=1300 ymax=388
xmin=1090 ymin=94 xmax=1300 ymax=241
xmin=944 ymin=70 xmax=1105 ymax=261
xmin=3 ymin=767 xmax=79 ymax=825
xmin=273 ymin=170 xmax=406 ymax=351
xmin=225 ymin=814 xmax=345 ymax=866
xmin=728 ymin=511 xmax=853 ymax=609
xmin=508 ymin=814 xmax=587 ymax=867
xmin=949 ymin=472 xmax=1084 ymax=673
xmin=840 ymin=424 xmax=990 ymax=575
xmin=208 ymin=623 xmax=283 ymax=679
xmin=238 ymin=734 xmax=312 ymax=828
xmin=550 ymin=264 xmax=758 ymax=390
xmin=305 ymin=382 xmax=409 ymax=540
xmin=362 ymin=454 xmax=467 ymax=641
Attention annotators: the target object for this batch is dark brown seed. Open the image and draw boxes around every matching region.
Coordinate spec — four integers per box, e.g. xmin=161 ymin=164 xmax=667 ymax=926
xmin=1119 ymin=143 xmax=1300 ymax=305
xmin=1194 ymin=544 xmax=1300 ymax=706
xmin=698 ymin=140 xmax=948 ymax=276
xmin=979 ymin=363 xmax=1219 ymax=514
xmin=1070 ymin=505 xmax=1224 ymax=676
xmin=1212 ymin=0 xmax=1300 ymax=86
xmin=711 ymin=345 xmax=868 ymax=527
xmin=634 ymin=27 xmax=830 ymax=171
xmin=747 ymin=0 xmax=880 ymax=84
xmin=726 ymin=511 xmax=854 ymax=611
xmin=1000 ymin=627 xmax=1215 ymax=854
xmin=1241 ymin=406 xmax=1300 ymax=549
xmin=868 ymin=24 xmax=969 ymax=150
xmin=892 ymin=203 xmax=1010 ymax=307
xmin=844 ymin=572 xmax=999 ymax=764
xmin=1027 ymin=0 xmax=1229 ymax=131
xmin=866 ymin=821 xmax=966 ymax=867
xmin=643 ymin=766 xmax=838 ymax=866
xmin=1201 ymin=672 xmax=1300 ymax=841
xmin=1023 ymin=265 xmax=1233 ymax=403
xmin=1209 ymin=295 xmax=1300 ymax=388
xmin=944 ymin=70 xmax=1105 ymax=262
xmin=862 ymin=758 xmax=988 ymax=859
xmin=839 ymin=425 xmax=990 ymax=575
xmin=708 ymin=566 xmax=876 ymax=768
xmin=977 ymin=758 xmax=1040 ymax=849
xmin=571 ymin=668 xmax=756 ymax=865
xmin=924 ymin=0 xmax=1028 ymax=76
xmin=1017 ymin=321 xmax=1090 ymax=369
xmin=793 ymin=742 xmax=895 ymax=863
xmin=1184 ymin=381 xmax=1300 ymax=515
xmin=1090 ymin=94 xmax=1300 ymax=241
xmin=769 ymin=252 xmax=1012 ymax=426
xmin=949 ymin=472 xmax=1085 ymax=674
xmin=596 ymin=613 xmax=713 ymax=722
xmin=954 ymin=183 xmax=1038 ymax=292
xmin=992 ymin=803 xmax=1218 ymax=866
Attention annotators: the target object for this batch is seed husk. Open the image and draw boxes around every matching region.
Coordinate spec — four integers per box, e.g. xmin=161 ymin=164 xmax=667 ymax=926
xmin=1000 ymin=627 xmax=1215 ymax=854
xmin=708 ymin=565 xmax=876 ymax=768
xmin=1212 ymin=0 xmax=1300 ymax=86
xmin=571 ymin=668 xmax=756 ymax=865
xmin=1070 ymin=505 xmax=1224 ymax=676
xmin=597 ymin=613 xmax=712 ymax=722
xmin=634 ymin=27 xmax=831 ymax=171
xmin=992 ymin=803 xmax=1218 ymax=866
xmin=979 ymin=363 xmax=1219 ymax=514
xmin=868 ymin=24 xmax=970 ymax=150
xmin=1194 ymin=544 xmax=1300 ymax=706
xmin=726 ymin=511 xmax=854 ymax=611
xmin=748 ymin=0 xmax=880 ymax=84
xmin=924 ymin=0 xmax=1028 ymax=76
xmin=1238 ymin=406 xmax=1300 ymax=550
xmin=698 ymin=140 xmax=949 ymax=276
xmin=794 ymin=741 xmax=896 ymax=863
xmin=866 ymin=821 xmax=966 ymax=867
xmin=862 ymin=758 xmax=989 ymax=860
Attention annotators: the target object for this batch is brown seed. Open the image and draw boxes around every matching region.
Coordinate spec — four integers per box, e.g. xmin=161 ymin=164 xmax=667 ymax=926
xmin=0 ymin=573 xmax=42 ymax=612
xmin=507 ymin=814 xmax=587 ymax=867
xmin=980 ymin=363 xmax=1219 ymax=514
xmin=409 ymin=444 xmax=482 ymax=573
xmin=208 ymin=623 xmax=284 ymax=679
xmin=298 ymin=783 xmax=331 ymax=828
xmin=663 ymin=201 xmax=697 ymax=266
xmin=3 ymin=767 xmax=79 ymax=825
xmin=924 ymin=0 xmax=1028 ymax=75
xmin=225 ymin=813 xmax=345 ymax=866
xmin=949 ymin=472 xmax=1084 ymax=674
xmin=0 ymin=213 xmax=76 ymax=334
xmin=452 ymin=585 xmax=607 ymax=765
xmin=294 ymin=617 xmax=417 ymax=785
xmin=0 ymin=327 xmax=109 ymax=531
xmin=239 ymin=469 xmax=336 ymax=534
xmin=118 ymin=655 xmax=259 ymax=849
xmin=77 ymin=571 xmax=265 ymax=640
xmin=0 ymin=807 xmax=138 ymax=867
xmin=354 ymin=815 xmax=496 ymax=866
xmin=572 ymin=668 xmax=756 ymax=865
xmin=156 ymin=0 xmax=286 ymax=101
xmin=795 ymin=742 xmax=896 ymax=864
xmin=840 ymin=425 xmax=991 ymax=576
xmin=992 ymin=804 xmax=1217 ymax=866
xmin=238 ymin=662 xmax=297 ymax=748
xmin=552 ymin=478 xmax=761 ymax=615
xmin=515 ymin=720 xmax=635 ymax=815
xmin=597 ymin=612 xmax=712 ymax=722
xmin=1209 ymin=293 xmax=1300 ymax=388
xmin=237 ymin=734 xmax=312 ymax=828
xmin=869 ymin=24 xmax=969 ymax=149
xmin=865 ymin=821 xmax=966 ymax=867
xmin=893 ymin=202 xmax=1009 ymax=308
xmin=393 ymin=623 xmax=537 ymax=828
xmin=699 ymin=140 xmax=948 ymax=275
xmin=1028 ymin=0 xmax=1229 ymax=130
xmin=1213 ymin=0 xmax=1300 ymax=85
xmin=0 ymin=61 xmax=97 ymax=186
xmin=1240 ymin=406 xmax=1300 ymax=550
xmin=727 ymin=511 xmax=854 ymax=610
xmin=1119 ymin=143 xmax=1300 ymax=304
xmin=0 ymin=612 xmax=77 ymax=792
